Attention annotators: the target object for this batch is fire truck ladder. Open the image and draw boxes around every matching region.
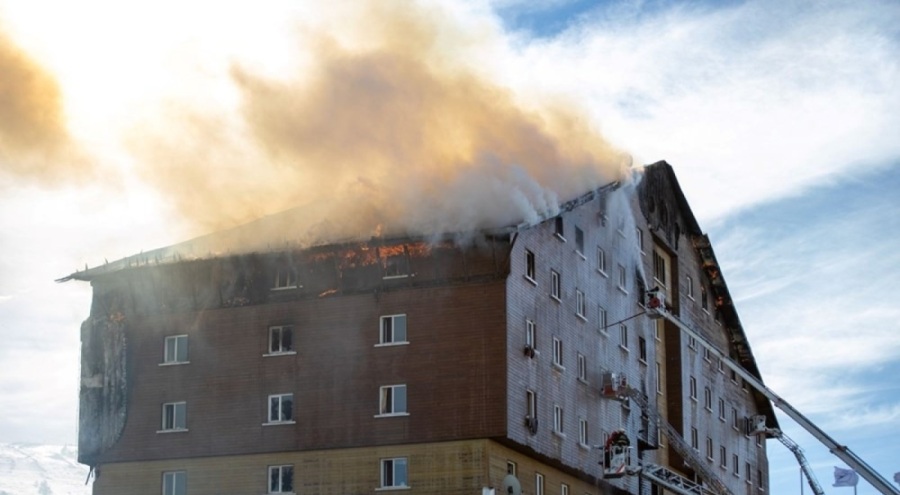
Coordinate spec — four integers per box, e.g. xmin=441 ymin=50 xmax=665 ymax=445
xmin=621 ymin=387 xmax=734 ymax=495
xmin=765 ymin=427 xmax=825 ymax=495
xmin=636 ymin=464 xmax=721 ymax=495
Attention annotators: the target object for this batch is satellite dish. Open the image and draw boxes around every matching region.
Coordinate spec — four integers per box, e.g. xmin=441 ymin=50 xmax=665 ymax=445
xmin=502 ymin=474 xmax=522 ymax=495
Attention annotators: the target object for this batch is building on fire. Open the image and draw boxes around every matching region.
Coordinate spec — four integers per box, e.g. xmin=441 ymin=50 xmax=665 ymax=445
xmin=61 ymin=161 xmax=777 ymax=495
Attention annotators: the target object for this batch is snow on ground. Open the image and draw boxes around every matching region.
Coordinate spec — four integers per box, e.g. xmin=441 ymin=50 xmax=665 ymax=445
xmin=0 ymin=444 xmax=92 ymax=495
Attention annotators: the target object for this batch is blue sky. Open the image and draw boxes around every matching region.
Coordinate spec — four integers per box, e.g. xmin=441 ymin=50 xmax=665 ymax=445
xmin=1 ymin=0 xmax=898 ymax=493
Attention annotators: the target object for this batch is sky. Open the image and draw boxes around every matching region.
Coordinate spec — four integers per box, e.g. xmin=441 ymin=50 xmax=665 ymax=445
xmin=1 ymin=0 xmax=899 ymax=494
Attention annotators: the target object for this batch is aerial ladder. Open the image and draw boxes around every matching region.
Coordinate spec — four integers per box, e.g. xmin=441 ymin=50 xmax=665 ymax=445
xmin=745 ymin=416 xmax=825 ymax=495
xmin=644 ymin=290 xmax=899 ymax=495
xmin=613 ymin=384 xmax=733 ymax=495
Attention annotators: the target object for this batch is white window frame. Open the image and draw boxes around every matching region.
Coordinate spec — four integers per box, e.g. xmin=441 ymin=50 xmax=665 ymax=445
xmin=162 ymin=471 xmax=186 ymax=495
xmin=553 ymin=404 xmax=564 ymax=435
xmin=507 ymin=461 xmax=517 ymax=476
xmin=554 ymin=217 xmax=565 ymax=240
xmin=377 ymin=384 xmax=408 ymax=417
xmin=656 ymin=362 xmax=662 ymax=394
xmin=526 ymin=319 xmax=536 ymax=350
xmin=638 ymin=336 xmax=647 ymax=364
xmin=617 ymin=264 xmax=627 ymax=293
xmin=377 ymin=314 xmax=408 ymax=346
xmin=597 ymin=247 xmax=608 ymax=275
xmin=561 ymin=483 xmax=570 ymax=495
xmin=160 ymin=401 xmax=187 ymax=432
xmin=652 ymin=248 xmax=669 ymax=289
xmin=704 ymin=387 xmax=712 ymax=411
xmin=718 ymin=398 xmax=726 ymax=421
xmin=577 ymin=353 xmax=587 ymax=382
xmin=575 ymin=289 xmax=586 ymax=319
xmin=552 ymin=337 xmax=564 ymax=369
xmin=162 ymin=335 xmax=189 ymax=365
xmin=732 ymin=407 xmax=740 ymax=431
xmin=536 ymin=473 xmax=545 ymax=495
xmin=706 ymin=437 xmax=714 ymax=461
xmin=689 ymin=377 xmax=697 ymax=401
xmin=579 ymin=418 xmax=589 ymax=446
xmin=686 ymin=275 xmax=695 ymax=299
xmin=720 ymin=446 xmax=727 ymax=468
xmin=380 ymin=457 xmax=408 ymax=489
xmin=267 ymin=325 xmax=295 ymax=356
xmin=690 ymin=427 xmax=698 ymax=450
xmin=619 ymin=324 xmax=629 ymax=351
xmin=268 ymin=465 xmax=294 ymax=494
xmin=525 ymin=249 xmax=536 ymax=283
xmin=526 ymin=390 xmax=537 ymax=419
xmin=575 ymin=227 xmax=584 ymax=255
xmin=266 ymin=393 xmax=295 ymax=425
xmin=272 ymin=267 xmax=299 ymax=290
xmin=733 ymin=454 xmax=740 ymax=476
xmin=636 ymin=227 xmax=644 ymax=254
xmin=550 ymin=270 xmax=561 ymax=301
xmin=598 ymin=305 xmax=608 ymax=333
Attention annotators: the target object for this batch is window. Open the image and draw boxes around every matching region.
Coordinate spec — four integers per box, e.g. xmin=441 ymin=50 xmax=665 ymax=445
xmin=731 ymin=369 xmax=738 ymax=383
xmin=704 ymin=388 xmax=712 ymax=411
xmin=686 ymin=275 xmax=694 ymax=299
xmin=732 ymin=408 xmax=740 ymax=430
xmin=574 ymin=290 xmax=587 ymax=319
xmin=655 ymin=362 xmax=662 ymax=393
xmin=701 ymin=286 xmax=709 ymax=311
xmin=268 ymin=394 xmax=294 ymax=423
xmin=161 ymin=402 xmax=186 ymax=431
xmin=577 ymin=353 xmax=587 ymax=381
xmin=526 ymin=319 xmax=536 ymax=350
xmin=706 ymin=437 xmax=713 ymax=460
xmin=690 ymin=427 xmax=698 ymax=450
xmin=162 ymin=471 xmax=186 ymax=495
xmin=598 ymin=305 xmax=608 ymax=332
xmin=526 ymin=389 xmax=537 ymax=421
xmin=689 ymin=377 xmax=697 ymax=400
xmin=382 ymin=249 xmax=409 ymax=278
xmin=718 ymin=398 xmax=726 ymax=421
xmin=268 ymin=465 xmax=294 ymax=494
xmin=379 ymin=315 xmax=407 ymax=345
xmin=688 ymin=335 xmax=697 ymax=350
xmin=579 ymin=418 xmax=588 ymax=446
xmin=507 ymin=461 xmax=517 ymax=476
xmin=733 ymin=454 xmax=740 ymax=476
xmin=550 ymin=270 xmax=561 ymax=300
xmin=619 ymin=324 xmax=628 ymax=350
xmin=552 ymin=337 xmax=564 ymax=368
xmin=718 ymin=358 xmax=725 ymax=373
xmin=720 ymin=446 xmax=727 ymax=468
xmin=655 ymin=325 xmax=662 ymax=341
xmin=746 ymin=462 xmax=752 ymax=483
xmin=561 ymin=483 xmax=570 ymax=495
xmin=378 ymin=385 xmax=408 ymax=416
xmin=638 ymin=336 xmax=647 ymax=363
xmin=597 ymin=247 xmax=607 ymax=274
xmin=535 ymin=473 xmax=545 ymax=495
xmin=273 ymin=267 xmax=298 ymax=290
xmin=652 ymin=249 xmax=668 ymax=288
xmin=575 ymin=227 xmax=584 ymax=254
xmin=381 ymin=458 xmax=408 ymax=488
xmin=525 ymin=250 xmax=536 ymax=282
xmin=554 ymin=217 xmax=565 ymax=239
xmin=636 ymin=228 xmax=644 ymax=253
xmin=553 ymin=405 xmax=564 ymax=434
xmin=268 ymin=325 xmax=294 ymax=354
xmin=163 ymin=335 xmax=188 ymax=364
xmin=703 ymin=346 xmax=712 ymax=362
xmin=617 ymin=264 xmax=627 ymax=292
xmin=758 ymin=469 xmax=765 ymax=491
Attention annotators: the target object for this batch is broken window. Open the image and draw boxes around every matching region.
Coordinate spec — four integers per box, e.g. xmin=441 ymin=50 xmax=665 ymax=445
xmin=268 ymin=326 xmax=294 ymax=354
xmin=379 ymin=384 xmax=407 ymax=415
xmin=554 ymin=217 xmax=565 ymax=239
xmin=161 ymin=402 xmax=186 ymax=431
xmin=272 ymin=266 xmax=298 ymax=290
xmin=268 ymin=465 xmax=294 ymax=493
xmin=163 ymin=335 xmax=188 ymax=364
xmin=268 ymin=393 xmax=294 ymax=423
xmin=379 ymin=315 xmax=407 ymax=344
xmin=381 ymin=249 xmax=410 ymax=278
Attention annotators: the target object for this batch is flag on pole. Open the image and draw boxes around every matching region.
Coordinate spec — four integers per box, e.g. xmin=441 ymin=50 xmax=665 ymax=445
xmin=833 ymin=467 xmax=859 ymax=487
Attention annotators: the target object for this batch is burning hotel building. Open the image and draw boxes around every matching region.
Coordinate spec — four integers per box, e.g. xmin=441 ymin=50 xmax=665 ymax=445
xmin=62 ymin=162 xmax=776 ymax=495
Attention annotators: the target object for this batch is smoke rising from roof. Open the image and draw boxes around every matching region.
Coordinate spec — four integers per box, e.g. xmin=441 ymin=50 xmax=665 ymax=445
xmin=0 ymin=31 xmax=89 ymax=185
xmin=126 ymin=1 xmax=627 ymax=248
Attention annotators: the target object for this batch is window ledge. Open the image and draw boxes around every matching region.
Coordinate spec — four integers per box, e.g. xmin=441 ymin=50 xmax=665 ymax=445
xmin=383 ymin=274 xmax=410 ymax=280
xmin=576 ymin=314 xmax=588 ymax=322
xmin=638 ymin=358 xmax=648 ymax=366
xmin=550 ymin=295 xmax=561 ymax=303
xmin=578 ymin=442 xmax=591 ymax=451
xmin=597 ymin=269 xmax=609 ymax=278
xmin=617 ymin=286 xmax=629 ymax=295
xmin=524 ymin=275 xmax=537 ymax=286
xmin=551 ymin=363 xmax=565 ymax=372
xmin=375 ymin=486 xmax=411 ymax=492
xmin=577 ymin=377 xmax=589 ymax=386
xmin=619 ymin=345 xmax=630 ymax=353
xmin=263 ymin=351 xmax=297 ymax=357
xmin=690 ymin=397 xmax=698 ymax=403
xmin=598 ymin=329 xmax=609 ymax=337
xmin=156 ymin=428 xmax=189 ymax=434
xmin=374 ymin=413 xmax=410 ymax=418
xmin=270 ymin=285 xmax=300 ymax=291
xmin=374 ymin=341 xmax=410 ymax=348
xmin=159 ymin=361 xmax=190 ymax=367
xmin=705 ymin=407 xmax=713 ymax=412
xmin=552 ymin=430 xmax=566 ymax=439
xmin=262 ymin=421 xmax=296 ymax=426
xmin=575 ymin=251 xmax=586 ymax=260
xmin=555 ymin=234 xmax=567 ymax=242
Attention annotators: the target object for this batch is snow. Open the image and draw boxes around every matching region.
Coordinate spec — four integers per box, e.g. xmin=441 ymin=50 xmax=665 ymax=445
xmin=0 ymin=444 xmax=92 ymax=495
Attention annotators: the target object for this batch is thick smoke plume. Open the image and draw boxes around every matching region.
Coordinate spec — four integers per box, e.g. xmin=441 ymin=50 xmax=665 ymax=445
xmin=0 ymin=31 xmax=89 ymax=185
xmin=130 ymin=1 xmax=627 ymax=250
